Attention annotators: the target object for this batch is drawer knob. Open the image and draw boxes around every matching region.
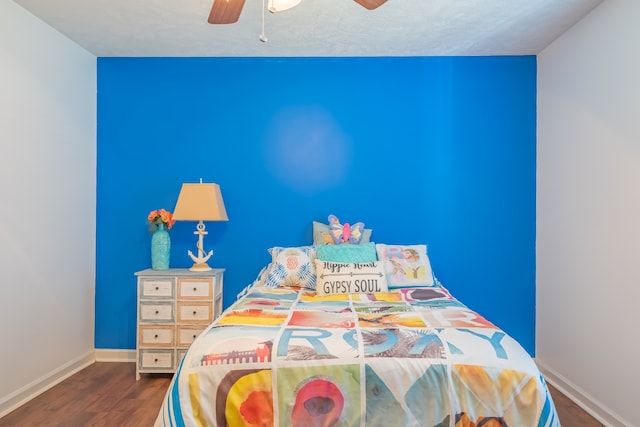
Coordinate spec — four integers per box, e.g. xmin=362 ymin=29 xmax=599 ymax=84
xmin=155 ymin=286 xmax=159 ymax=290
xmin=193 ymin=310 xmax=197 ymax=315
xmin=155 ymin=310 xmax=159 ymax=315
xmin=154 ymin=358 xmax=158 ymax=363
xmin=154 ymin=334 xmax=158 ymax=338
xmin=193 ymin=334 xmax=197 ymax=339
xmin=193 ymin=287 xmax=197 ymax=291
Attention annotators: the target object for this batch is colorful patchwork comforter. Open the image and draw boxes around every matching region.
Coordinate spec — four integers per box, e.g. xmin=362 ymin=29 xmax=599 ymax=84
xmin=155 ymin=285 xmax=559 ymax=427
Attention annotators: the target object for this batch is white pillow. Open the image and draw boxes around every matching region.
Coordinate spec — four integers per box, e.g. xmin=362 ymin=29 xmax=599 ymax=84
xmin=264 ymin=246 xmax=317 ymax=290
xmin=314 ymin=259 xmax=388 ymax=296
xmin=375 ymin=244 xmax=436 ymax=288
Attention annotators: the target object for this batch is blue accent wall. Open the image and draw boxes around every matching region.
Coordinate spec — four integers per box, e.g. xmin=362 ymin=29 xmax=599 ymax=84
xmin=96 ymin=56 xmax=536 ymax=354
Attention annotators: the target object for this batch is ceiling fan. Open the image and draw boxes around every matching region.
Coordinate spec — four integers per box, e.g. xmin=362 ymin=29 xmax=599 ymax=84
xmin=208 ymin=0 xmax=388 ymax=25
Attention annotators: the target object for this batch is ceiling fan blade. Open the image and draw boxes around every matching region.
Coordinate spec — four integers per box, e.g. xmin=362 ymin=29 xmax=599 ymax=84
xmin=208 ymin=0 xmax=247 ymax=24
xmin=353 ymin=0 xmax=387 ymax=10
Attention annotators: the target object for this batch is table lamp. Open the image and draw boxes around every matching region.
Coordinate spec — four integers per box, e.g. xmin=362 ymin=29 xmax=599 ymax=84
xmin=172 ymin=180 xmax=228 ymax=271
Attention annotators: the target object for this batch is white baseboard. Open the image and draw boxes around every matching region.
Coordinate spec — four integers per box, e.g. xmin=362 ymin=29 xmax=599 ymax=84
xmin=94 ymin=348 xmax=136 ymax=363
xmin=0 ymin=350 xmax=95 ymax=418
xmin=536 ymin=359 xmax=630 ymax=427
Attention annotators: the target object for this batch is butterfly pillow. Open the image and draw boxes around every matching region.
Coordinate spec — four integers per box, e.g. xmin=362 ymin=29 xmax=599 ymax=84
xmin=328 ymin=214 xmax=365 ymax=244
xmin=313 ymin=220 xmax=372 ymax=245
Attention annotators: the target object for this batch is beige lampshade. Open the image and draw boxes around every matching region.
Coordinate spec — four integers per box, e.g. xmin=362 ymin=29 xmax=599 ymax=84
xmin=172 ymin=182 xmax=228 ymax=222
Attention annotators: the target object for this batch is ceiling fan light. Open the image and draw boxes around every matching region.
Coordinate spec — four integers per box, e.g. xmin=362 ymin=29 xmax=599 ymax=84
xmin=268 ymin=0 xmax=302 ymax=13
xmin=353 ymin=0 xmax=387 ymax=10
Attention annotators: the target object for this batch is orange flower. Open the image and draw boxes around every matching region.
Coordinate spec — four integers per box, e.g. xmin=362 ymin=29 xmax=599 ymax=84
xmin=148 ymin=208 xmax=175 ymax=232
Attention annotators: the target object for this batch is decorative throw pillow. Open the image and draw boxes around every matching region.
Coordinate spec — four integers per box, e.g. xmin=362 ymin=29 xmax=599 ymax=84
xmin=264 ymin=246 xmax=317 ymax=290
xmin=313 ymin=218 xmax=372 ymax=245
xmin=375 ymin=244 xmax=436 ymax=288
xmin=316 ymin=242 xmax=377 ymax=263
xmin=314 ymin=259 xmax=388 ymax=296
xmin=327 ymin=214 xmax=365 ymax=244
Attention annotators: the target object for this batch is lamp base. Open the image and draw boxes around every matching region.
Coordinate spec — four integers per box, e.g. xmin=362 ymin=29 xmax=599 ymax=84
xmin=189 ymin=263 xmax=212 ymax=272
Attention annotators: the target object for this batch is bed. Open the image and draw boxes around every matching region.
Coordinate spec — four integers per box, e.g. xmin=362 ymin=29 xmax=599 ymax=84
xmin=154 ymin=232 xmax=559 ymax=427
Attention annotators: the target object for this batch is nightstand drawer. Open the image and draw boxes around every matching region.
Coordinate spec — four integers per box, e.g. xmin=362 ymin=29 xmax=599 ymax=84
xmin=139 ymin=349 xmax=174 ymax=370
xmin=177 ymin=302 xmax=212 ymax=323
xmin=139 ymin=325 xmax=175 ymax=346
xmin=139 ymin=278 xmax=175 ymax=298
xmin=178 ymin=278 xmax=213 ymax=299
xmin=177 ymin=326 xmax=206 ymax=347
xmin=139 ymin=301 xmax=174 ymax=322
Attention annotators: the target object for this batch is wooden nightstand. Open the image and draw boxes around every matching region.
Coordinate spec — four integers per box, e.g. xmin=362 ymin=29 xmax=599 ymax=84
xmin=134 ymin=268 xmax=224 ymax=380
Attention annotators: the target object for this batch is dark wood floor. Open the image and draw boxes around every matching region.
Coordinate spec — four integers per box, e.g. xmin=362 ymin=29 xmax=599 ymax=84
xmin=0 ymin=362 xmax=603 ymax=426
xmin=0 ymin=363 xmax=171 ymax=427
xmin=548 ymin=384 xmax=604 ymax=427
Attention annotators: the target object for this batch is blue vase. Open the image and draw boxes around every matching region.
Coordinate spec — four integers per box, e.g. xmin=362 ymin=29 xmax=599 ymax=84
xmin=151 ymin=223 xmax=170 ymax=270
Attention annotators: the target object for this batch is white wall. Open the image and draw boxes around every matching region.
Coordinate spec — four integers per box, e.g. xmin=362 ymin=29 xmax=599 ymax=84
xmin=537 ymin=1 xmax=640 ymax=426
xmin=0 ymin=1 xmax=97 ymax=416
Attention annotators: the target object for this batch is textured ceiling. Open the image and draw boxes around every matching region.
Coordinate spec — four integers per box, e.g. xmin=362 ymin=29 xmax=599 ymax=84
xmin=13 ymin=0 xmax=603 ymax=57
